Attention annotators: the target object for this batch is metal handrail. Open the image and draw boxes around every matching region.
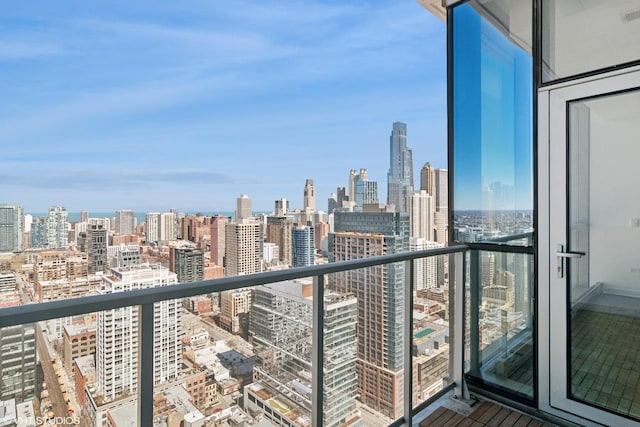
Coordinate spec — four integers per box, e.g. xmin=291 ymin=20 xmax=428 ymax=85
xmin=1 ymin=244 xmax=469 ymax=426
xmin=0 ymin=244 xmax=469 ymax=328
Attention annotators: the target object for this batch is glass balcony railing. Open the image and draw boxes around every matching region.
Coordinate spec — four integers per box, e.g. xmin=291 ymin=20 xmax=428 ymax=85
xmin=463 ymin=233 xmax=535 ymax=405
xmin=0 ymin=246 xmax=467 ymax=426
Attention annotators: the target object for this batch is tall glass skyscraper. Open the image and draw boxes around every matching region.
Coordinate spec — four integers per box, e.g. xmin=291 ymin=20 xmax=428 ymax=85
xmin=0 ymin=204 xmax=24 ymax=252
xmin=291 ymin=225 xmax=315 ymax=268
xmin=387 ymin=122 xmax=414 ymax=213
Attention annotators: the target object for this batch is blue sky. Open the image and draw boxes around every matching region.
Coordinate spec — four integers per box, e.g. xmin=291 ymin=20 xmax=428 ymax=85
xmin=1 ymin=0 xmax=447 ymax=214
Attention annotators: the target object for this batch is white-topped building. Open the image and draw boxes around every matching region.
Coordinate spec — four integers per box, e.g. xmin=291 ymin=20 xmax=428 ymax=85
xmin=97 ymin=264 xmax=180 ymax=402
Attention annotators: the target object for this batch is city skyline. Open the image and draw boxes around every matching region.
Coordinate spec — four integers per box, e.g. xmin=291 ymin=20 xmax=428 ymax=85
xmin=2 ymin=1 xmax=447 ymax=213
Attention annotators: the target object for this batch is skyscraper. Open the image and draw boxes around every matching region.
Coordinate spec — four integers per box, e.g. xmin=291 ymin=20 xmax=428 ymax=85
xmin=145 ymin=213 xmax=161 ymax=242
xmin=420 ymin=162 xmax=436 ymax=196
xmin=248 ymin=280 xmax=360 ymax=427
xmin=274 ymin=198 xmax=288 ymax=216
xmin=409 ymin=190 xmax=435 ymax=240
xmin=80 ymin=210 xmax=89 ymax=223
xmin=87 ymin=224 xmax=107 ymax=274
xmin=46 ymin=206 xmax=69 ymax=249
xmin=210 ymin=215 xmax=229 ymax=267
xmin=434 ymin=168 xmax=449 ymax=244
xmin=0 ymin=324 xmax=36 ymax=401
xmin=355 ymin=179 xmax=379 ymax=210
xmin=114 ymin=210 xmax=135 ymax=236
xmin=236 ymin=194 xmax=252 ymax=222
xmin=291 ymin=225 xmax=315 ymax=267
xmin=329 ymin=211 xmax=409 ymax=419
xmin=97 ymin=265 xmax=180 ymax=402
xmin=224 ymin=222 xmax=263 ymax=277
xmin=170 ymin=247 xmax=204 ymax=283
xmin=160 ymin=212 xmax=176 ymax=241
xmin=303 ymin=179 xmax=316 ymax=212
xmin=0 ymin=204 xmax=24 ymax=252
xmin=265 ymin=216 xmax=293 ymax=266
xmin=387 ymin=122 xmax=414 ymax=213
xmin=327 ymin=193 xmax=338 ymax=214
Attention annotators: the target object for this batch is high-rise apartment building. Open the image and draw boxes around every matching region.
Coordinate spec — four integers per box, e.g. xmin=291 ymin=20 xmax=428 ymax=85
xmin=145 ymin=213 xmax=160 ymax=242
xmin=114 ymin=210 xmax=135 ymax=236
xmin=0 ymin=204 xmax=24 ymax=252
xmin=80 ymin=210 xmax=89 ymax=223
xmin=224 ymin=222 xmax=263 ymax=277
xmin=327 ymin=193 xmax=338 ymax=214
xmin=248 ymin=280 xmax=360 ymax=427
xmin=46 ymin=206 xmax=69 ymax=249
xmin=236 ymin=195 xmax=252 ymax=222
xmin=409 ymin=190 xmax=435 ymax=240
xmin=0 ymin=324 xmax=36 ymax=401
xmin=291 ymin=225 xmax=315 ymax=268
xmin=410 ymin=238 xmax=443 ymax=290
xmin=170 ymin=247 xmax=204 ymax=283
xmin=265 ymin=216 xmax=293 ymax=266
xmin=97 ymin=264 xmax=180 ymax=402
xmin=30 ymin=218 xmax=46 ymax=248
xmin=420 ymin=162 xmax=436 ymax=196
xmin=434 ymin=168 xmax=448 ymax=244
xmin=160 ymin=212 xmax=176 ymax=241
xmin=387 ymin=122 xmax=414 ymax=213
xmin=219 ymin=288 xmax=252 ymax=337
xmin=329 ymin=211 xmax=409 ymax=419
xmin=355 ymin=179 xmax=379 ymax=210
xmin=210 ymin=215 xmax=229 ymax=267
xmin=303 ymin=179 xmax=316 ymax=212
xmin=274 ymin=198 xmax=288 ymax=216
xmin=87 ymin=224 xmax=107 ymax=274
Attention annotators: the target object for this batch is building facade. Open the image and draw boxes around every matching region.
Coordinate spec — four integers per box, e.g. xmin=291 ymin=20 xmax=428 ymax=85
xmin=329 ymin=211 xmax=409 ymax=419
xmin=46 ymin=206 xmax=69 ymax=249
xmin=97 ymin=264 xmax=180 ymax=402
xmin=0 ymin=204 xmax=23 ymax=252
xmin=291 ymin=225 xmax=315 ymax=268
xmin=114 ymin=210 xmax=135 ymax=236
xmin=249 ymin=280 xmax=361 ymax=427
xmin=387 ymin=122 xmax=414 ymax=213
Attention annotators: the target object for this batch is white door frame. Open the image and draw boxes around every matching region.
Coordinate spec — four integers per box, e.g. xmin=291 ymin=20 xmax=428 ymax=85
xmin=538 ymin=66 xmax=640 ymax=427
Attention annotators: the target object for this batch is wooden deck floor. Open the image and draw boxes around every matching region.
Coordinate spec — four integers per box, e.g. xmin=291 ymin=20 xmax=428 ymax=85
xmin=418 ymin=401 xmax=556 ymax=427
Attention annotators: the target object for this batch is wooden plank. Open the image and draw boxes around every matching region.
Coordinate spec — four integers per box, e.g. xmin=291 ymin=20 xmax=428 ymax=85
xmin=512 ymin=414 xmax=535 ymax=427
xmin=441 ymin=412 xmax=466 ymax=427
xmin=475 ymin=402 xmax=503 ymax=424
xmin=455 ymin=419 xmax=485 ymax=427
xmin=486 ymin=407 xmax=513 ymax=427
xmin=419 ymin=406 xmax=454 ymax=427
xmin=497 ymin=410 xmax=524 ymax=426
xmin=468 ymin=401 xmax=494 ymax=421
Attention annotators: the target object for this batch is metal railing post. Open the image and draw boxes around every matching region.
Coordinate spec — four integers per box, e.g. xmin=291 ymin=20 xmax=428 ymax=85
xmin=403 ymin=259 xmax=415 ymax=425
xmin=451 ymin=251 xmax=467 ymax=399
xmin=138 ymin=303 xmax=154 ymax=426
xmin=312 ymin=274 xmax=325 ymax=427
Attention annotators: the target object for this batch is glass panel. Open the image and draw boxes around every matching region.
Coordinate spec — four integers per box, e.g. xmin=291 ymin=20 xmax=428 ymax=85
xmin=542 ymin=0 xmax=640 ymax=83
xmin=412 ymin=253 xmax=453 ymax=408
xmin=326 ymin=261 xmax=405 ymax=426
xmin=452 ymin=1 xmax=533 ymax=243
xmin=465 ymin=250 xmax=534 ymax=401
xmin=568 ymin=89 xmax=640 ymax=420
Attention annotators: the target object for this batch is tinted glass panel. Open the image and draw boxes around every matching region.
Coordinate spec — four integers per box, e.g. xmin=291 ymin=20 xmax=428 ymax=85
xmin=452 ymin=1 xmax=533 ymax=243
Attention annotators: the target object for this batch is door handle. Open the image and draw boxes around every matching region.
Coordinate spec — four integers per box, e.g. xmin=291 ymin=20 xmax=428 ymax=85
xmin=557 ymin=244 xmax=585 ymax=278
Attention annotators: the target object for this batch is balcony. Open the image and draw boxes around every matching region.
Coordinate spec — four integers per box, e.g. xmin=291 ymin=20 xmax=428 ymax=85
xmin=0 ymin=241 xmax=542 ymax=426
